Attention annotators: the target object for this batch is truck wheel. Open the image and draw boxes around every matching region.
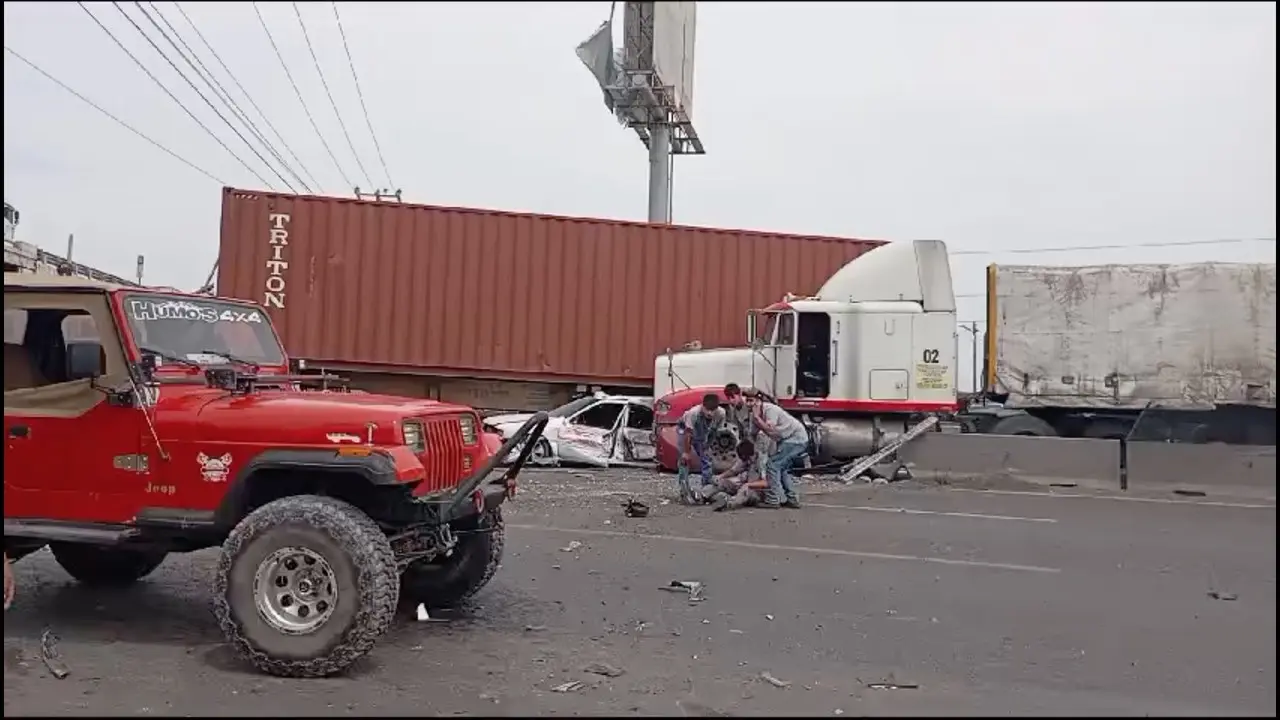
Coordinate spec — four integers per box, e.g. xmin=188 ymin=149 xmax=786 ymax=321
xmin=50 ymin=543 xmax=167 ymax=587
xmin=212 ymin=495 xmax=399 ymax=679
xmin=400 ymin=508 xmax=504 ymax=610
xmin=986 ymin=414 xmax=1058 ymax=437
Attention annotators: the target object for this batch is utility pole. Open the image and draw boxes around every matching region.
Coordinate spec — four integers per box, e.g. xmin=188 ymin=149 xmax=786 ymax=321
xmin=960 ymin=321 xmax=982 ymax=393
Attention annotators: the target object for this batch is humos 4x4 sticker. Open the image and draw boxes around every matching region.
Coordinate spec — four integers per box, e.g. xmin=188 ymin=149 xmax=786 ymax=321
xmin=129 ymin=299 xmax=264 ymax=324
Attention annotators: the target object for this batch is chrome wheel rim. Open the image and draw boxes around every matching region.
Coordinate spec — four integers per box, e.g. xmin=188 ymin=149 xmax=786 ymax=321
xmin=252 ymin=546 xmax=338 ymax=635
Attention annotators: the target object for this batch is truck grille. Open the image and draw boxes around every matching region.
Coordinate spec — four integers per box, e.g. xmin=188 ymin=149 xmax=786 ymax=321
xmin=418 ymin=416 xmax=468 ymax=494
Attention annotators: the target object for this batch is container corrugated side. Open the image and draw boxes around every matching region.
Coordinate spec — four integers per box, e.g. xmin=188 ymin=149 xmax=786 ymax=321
xmin=218 ymin=188 xmax=884 ymax=384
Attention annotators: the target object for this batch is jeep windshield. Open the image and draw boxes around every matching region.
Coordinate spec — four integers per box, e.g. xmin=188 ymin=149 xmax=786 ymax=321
xmin=123 ymin=294 xmax=286 ymax=367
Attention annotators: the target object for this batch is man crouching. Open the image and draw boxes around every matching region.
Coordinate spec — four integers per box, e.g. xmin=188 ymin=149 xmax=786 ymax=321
xmin=702 ymin=440 xmax=772 ymax=511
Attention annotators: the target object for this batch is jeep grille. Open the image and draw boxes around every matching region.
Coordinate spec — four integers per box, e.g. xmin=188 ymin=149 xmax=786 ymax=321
xmin=417 ymin=416 xmax=468 ymax=494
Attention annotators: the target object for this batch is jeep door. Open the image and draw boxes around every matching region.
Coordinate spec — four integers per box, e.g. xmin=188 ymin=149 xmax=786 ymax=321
xmin=3 ymin=289 xmax=146 ymax=523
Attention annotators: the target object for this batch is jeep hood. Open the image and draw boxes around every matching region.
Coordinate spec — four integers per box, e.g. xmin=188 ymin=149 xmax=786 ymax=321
xmin=156 ymin=389 xmax=472 ymax=445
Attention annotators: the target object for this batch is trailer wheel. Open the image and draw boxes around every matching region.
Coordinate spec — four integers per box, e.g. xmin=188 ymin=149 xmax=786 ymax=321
xmin=212 ymin=495 xmax=399 ymax=678
xmin=400 ymin=508 xmax=505 ymax=610
xmin=986 ymin=414 xmax=1057 ymax=437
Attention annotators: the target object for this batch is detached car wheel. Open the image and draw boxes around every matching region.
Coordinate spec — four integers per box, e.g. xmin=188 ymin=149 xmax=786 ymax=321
xmin=400 ymin=507 xmax=505 ymax=610
xmin=50 ymin=544 xmax=167 ymax=587
xmin=212 ymin=495 xmax=399 ymax=678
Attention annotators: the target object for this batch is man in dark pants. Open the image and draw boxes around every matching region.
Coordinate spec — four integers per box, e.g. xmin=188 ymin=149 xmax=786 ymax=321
xmin=676 ymin=393 xmax=726 ymax=504
xmin=745 ymin=390 xmax=806 ymax=509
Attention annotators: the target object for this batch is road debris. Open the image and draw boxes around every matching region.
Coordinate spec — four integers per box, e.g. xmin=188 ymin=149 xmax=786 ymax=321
xmin=551 ymin=680 xmax=586 ymax=693
xmin=662 ymin=580 xmax=705 ymax=602
xmin=523 ymin=624 xmax=548 ymax=632
xmin=560 ymin=540 xmax=583 ymax=552
xmin=583 ymin=661 xmax=625 ymax=678
xmin=765 ymin=614 xmax=774 ymax=621
xmin=623 ymin=498 xmax=650 ymax=518
xmin=39 ymin=629 xmax=70 ymax=679
xmin=414 ymin=604 xmax=448 ymax=622
xmin=1207 ymin=590 xmax=1239 ymax=601
xmin=759 ymin=671 xmax=791 ymax=688
xmin=867 ymin=681 xmax=919 ymax=690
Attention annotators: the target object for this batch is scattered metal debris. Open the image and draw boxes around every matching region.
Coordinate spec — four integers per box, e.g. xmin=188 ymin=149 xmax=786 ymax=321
xmin=662 ymin=580 xmax=705 ymax=602
xmin=759 ymin=671 xmax=791 ymax=688
xmin=583 ymin=661 xmax=625 ymax=678
xmin=414 ymin=604 xmax=448 ymax=622
xmin=623 ymin=498 xmax=650 ymax=518
xmin=1207 ymin=590 xmax=1238 ymax=601
xmin=551 ymin=680 xmax=586 ymax=693
xmin=560 ymin=540 xmax=583 ymax=552
xmin=39 ymin=629 xmax=69 ymax=679
xmin=867 ymin=681 xmax=919 ymax=690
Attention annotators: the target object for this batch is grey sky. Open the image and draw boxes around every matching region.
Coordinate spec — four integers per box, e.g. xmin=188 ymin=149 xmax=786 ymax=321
xmin=4 ymin=1 xmax=1276 ymax=388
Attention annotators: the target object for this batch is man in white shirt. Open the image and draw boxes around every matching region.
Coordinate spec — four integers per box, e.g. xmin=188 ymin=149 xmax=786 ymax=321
xmin=676 ymin=392 xmax=727 ymax=504
xmin=744 ymin=389 xmax=807 ymax=508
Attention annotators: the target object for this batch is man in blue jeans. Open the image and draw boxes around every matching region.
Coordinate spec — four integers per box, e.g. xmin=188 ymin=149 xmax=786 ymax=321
xmin=676 ymin=392 xmax=726 ymax=504
xmin=744 ymin=389 xmax=806 ymax=509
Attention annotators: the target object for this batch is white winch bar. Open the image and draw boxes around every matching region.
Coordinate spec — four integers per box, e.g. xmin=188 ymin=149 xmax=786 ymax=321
xmin=838 ymin=415 xmax=939 ymax=482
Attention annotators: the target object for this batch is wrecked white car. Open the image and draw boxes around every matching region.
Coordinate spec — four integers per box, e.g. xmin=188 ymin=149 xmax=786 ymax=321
xmin=483 ymin=393 xmax=655 ymax=467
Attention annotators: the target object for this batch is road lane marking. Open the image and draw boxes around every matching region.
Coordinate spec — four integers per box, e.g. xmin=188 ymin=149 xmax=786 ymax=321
xmin=507 ymin=524 xmax=1061 ymax=574
xmin=943 ymin=487 xmax=1276 ymax=509
xmin=804 ymin=502 xmax=1058 ymax=523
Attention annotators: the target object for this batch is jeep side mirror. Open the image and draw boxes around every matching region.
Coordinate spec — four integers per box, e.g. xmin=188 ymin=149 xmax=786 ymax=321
xmin=66 ymin=342 xmax=104 ymax=380
xmin=138 ymin=352 xmax=158 ymax=379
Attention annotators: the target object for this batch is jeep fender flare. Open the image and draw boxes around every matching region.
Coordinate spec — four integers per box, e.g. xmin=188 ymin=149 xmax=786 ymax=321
xmin=214 ymin=449 xmax=404 ymax=530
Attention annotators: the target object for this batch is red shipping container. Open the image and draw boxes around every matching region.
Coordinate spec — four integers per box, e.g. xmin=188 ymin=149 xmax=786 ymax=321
xmin=217 ymin=188 xmax=884 ymax=385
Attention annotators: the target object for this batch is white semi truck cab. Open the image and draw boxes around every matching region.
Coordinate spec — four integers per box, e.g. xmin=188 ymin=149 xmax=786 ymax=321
xmin=655 ymin=239 xmax=960 ymax=465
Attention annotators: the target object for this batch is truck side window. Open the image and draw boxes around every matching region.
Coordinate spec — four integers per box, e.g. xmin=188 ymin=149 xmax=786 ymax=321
xmin=775 ymin=313 xmax=796 ymax=345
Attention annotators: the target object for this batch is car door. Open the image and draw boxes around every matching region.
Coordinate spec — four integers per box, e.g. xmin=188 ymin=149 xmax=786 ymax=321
xmin=3 ymin=293 xmax=146 ymax=524
xmin=559 ymin=400 xmax=626 ymax=464
xmin=619 ymin=402 xmax=656 ymax=461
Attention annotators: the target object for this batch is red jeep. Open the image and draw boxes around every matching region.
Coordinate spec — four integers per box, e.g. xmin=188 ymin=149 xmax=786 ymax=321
xmin=2 ymin=273 xmax=547 ymax=677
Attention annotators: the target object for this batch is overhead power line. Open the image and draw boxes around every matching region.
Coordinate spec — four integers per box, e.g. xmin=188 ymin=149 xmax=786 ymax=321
xmin=293 ymin=2 xmax=372 ymax=189
xmin=332 ymin=1 xmax=396 ymax=190
xmin=117 ymin=1 xmax=295 ymax=192
xmin=172 ymin=1 xmax=322 ymax=192
xmin=141 ymin=1 xmax=313 ymax=193
xmin=76 ymin=1 xmax=271 ymax=187
xmin=254 ymin=1 xmax=353 ymax=189
xmin=4 ymin=45 xmax=226 ymax=185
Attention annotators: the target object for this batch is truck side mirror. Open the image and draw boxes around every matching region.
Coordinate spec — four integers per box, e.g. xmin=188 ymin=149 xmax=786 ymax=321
xmin=65 ymin=342 xmax=104 ymax=380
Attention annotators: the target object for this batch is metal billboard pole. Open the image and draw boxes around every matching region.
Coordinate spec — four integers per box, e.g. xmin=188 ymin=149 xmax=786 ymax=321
xmin=576 ymin=1 xmax=704 ymax=225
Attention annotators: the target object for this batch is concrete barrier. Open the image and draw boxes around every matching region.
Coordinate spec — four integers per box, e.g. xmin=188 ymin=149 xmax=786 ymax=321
xmin=1125 ymin=442 xmax=1277 ymax=499
xmin=900 ymin=433 xmax=1121 ymax=489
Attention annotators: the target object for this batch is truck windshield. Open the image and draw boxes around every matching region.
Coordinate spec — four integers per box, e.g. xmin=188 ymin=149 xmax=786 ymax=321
xmin=123 ymin=294 xmax=286 ymax=366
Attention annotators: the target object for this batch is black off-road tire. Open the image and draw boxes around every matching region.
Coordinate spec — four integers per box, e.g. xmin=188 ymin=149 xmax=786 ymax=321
xmin=50 ymin=543 xmax=167 ymax=587
xmin=400 ymin=507 xmax=505 ymax=610
xmin=212 ymin=495 xmax=399 ymax=679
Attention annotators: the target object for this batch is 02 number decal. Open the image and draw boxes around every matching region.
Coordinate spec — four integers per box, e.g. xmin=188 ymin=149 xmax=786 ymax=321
xmin=921 ymin=349 xmax=940 ymax=364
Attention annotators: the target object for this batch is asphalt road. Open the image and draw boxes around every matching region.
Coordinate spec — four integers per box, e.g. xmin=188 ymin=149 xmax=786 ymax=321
xmin=4 ymin=470 xmax=1275 ymax=717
